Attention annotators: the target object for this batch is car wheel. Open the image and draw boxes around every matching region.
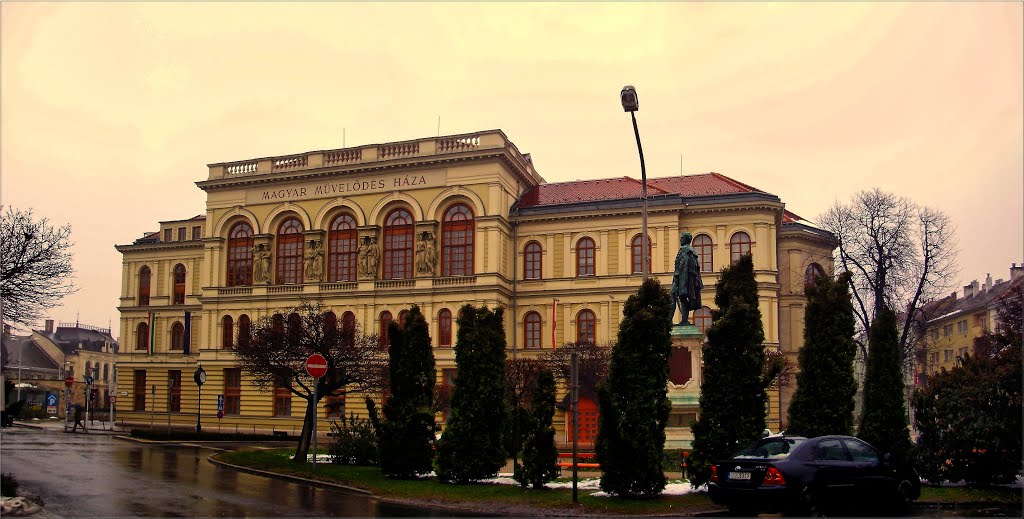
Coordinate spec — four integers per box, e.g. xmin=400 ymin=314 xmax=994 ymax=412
xmin=893 ymin=479 xmax=915 ymax=513
xmin=791 ymin=487 xmax=823 ymax=517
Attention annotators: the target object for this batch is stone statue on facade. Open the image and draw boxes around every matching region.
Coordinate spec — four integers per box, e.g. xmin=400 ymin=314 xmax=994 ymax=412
xmin=358 ymin=236 xmax=380 ymax=278
xmin=415 ymin=231 xmax=437 ymax=275
xmin=253 ymin=243 xmax=272 ymax=284
xmin=671 ymin=231 xmax=703 ymax=326
xmin=304 ymin=239 xmax=324 ymax=281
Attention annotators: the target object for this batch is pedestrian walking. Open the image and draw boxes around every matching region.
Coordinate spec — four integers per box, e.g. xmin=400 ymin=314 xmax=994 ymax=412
xmin=72 ymin=404 xmax=85 ymax=432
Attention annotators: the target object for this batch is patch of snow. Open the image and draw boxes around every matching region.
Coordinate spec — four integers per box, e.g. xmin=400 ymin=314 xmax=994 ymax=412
xmin=478 ymin=475 xmax=699 ymax=496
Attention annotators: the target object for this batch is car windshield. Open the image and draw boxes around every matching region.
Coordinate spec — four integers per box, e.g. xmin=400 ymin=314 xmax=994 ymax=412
xmin=733 ymin=438 xmax=806 ymax=459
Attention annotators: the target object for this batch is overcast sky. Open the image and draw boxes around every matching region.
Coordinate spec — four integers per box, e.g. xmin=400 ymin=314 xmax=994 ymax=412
xmin=2 ymin=2 xmax=1021 ymax=340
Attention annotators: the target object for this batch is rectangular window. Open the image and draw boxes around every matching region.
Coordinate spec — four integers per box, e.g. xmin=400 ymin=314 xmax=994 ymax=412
xmin=944 ymin=349 xmax=953 ymax=362
xmin=930 ymin=329 xmax=939 ymax=341
xmin=325 ymin=394 xmax=344 ymax=419
xmin=224 ymin=368 xmax=241 ymax=415
xmin=164 ymin=229 xmax=172 ymax=242
xmin=943 ymin=324 xmax=953 ymax=337
xmin=192 ymin=226 xmax=202 ymax=241
xmin=133 ymin=370 xmax=147 ymax=411
xmin=274 ymin=380 xmax=292 ymax=416
xmin=167 ymin=370 xmax=181 ymax=413
xmin=957 ymin=320 xmax=968 ymax=334
xmin=178 ymin=227 xmax=186 ymax=241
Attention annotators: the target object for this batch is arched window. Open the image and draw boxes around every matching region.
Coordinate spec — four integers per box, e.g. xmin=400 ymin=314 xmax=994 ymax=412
xmin=730 ymin=231 xmax=751 ymax=264
xmin=693 ymin=234 xmax=713 ymax=273
xmin=172 ymin=264 xmax=186 ymax=305
xmin=84 ymin=361 xmax=91 ymax=378
xmin=341 ymin=311 xmax=355 ymax=339
xmin=136 ymin=323 xmax=149 ymax=351
xmin=276 ymin=218 xmax=305 ymax=284
xmin=576 ymin=237 xmax=595 ymax=277
xmin=384 ymin=209 xmax=414 ymax=279
xmin=222 ymin=315 xmax=234 ymax=349
xmin=524 ymin=311 xmax=542 ymax=349
xmin=576 ymin=309 xmax=596 ymax=344
xmin=524 ymin=241 xmax=542 ymax=280
xmin=324 ymin=311 xmax=337 ymax=333
xmin=103 ymin=364 xmax=109 ymax=382
xmin=693 ymin=306 xmax=712 ymax=334
xmin=138 ymin=266 xmax=151 ymax=306
xmin=287 ymin=312 xmax=302 ymax=342
xmin=271 ymin=313 xmax=284 ymax=334
xmin=170 ymin=322 xmax=185 ymax=350
xmin=398 ymin=310 xmax=410 ymax=329
xmin=438 ymin=309 xmax=452 ymax=347
xmin=237 ymin=314 xmax=251 ymax=348
xmin=630 ymin=234 xmax=651 ymax=274
xmin=329 ymin=214 xmax=358 ymax=282
xmin=227 ymin=222 xmax=254 ymax=287
xmin=805 ymin=263 xmax=826 ymax=288
xmin=442 ymin=203 xmax=474 ymax=276
xmin=379 ymin=311 xmax=393 ymax=348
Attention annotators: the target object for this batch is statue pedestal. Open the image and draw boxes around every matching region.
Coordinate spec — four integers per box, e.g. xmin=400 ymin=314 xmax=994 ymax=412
xmin=666 ymin=324 xmax=704 ymax=450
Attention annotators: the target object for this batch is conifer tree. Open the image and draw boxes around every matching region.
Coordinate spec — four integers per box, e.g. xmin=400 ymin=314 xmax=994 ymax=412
xmin=787 ymin=271 xmax=858 ymax=437
xmin=858 ymin=307 xmax=911 ymax=463
xmin=517 ymin=368 xmax=559 ymax=489
xmin=689 ymin=254 xmax=769 ymax=487
xmin=379 ymin=305 xmax=436 ymax=478
xmin=596 ymin=278 xmax=673 ymax=498
xmin=435 ymin=305 xmax=509 ymax=483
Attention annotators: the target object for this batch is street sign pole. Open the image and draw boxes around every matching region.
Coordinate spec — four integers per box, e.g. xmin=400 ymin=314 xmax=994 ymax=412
xmin=167 ymin=377 xmax=175 ymax=434
xmin=304 ymin=353 xmax=328 ymax=473
xmin=150 ymin=385 xmax=156 ymax=431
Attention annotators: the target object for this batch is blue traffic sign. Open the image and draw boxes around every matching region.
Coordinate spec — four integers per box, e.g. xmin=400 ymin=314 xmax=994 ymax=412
xmin=217 ymin=395 xmax=224 ymax=412
xmin=85 ymin=375 xmax=94 ymax=386
xmin=46 ymin=394 xmax=58 ymax=406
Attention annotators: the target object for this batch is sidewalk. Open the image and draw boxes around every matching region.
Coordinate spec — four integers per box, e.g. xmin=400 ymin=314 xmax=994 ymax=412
xmin=12 ymin=418 xmax=128 ymax=435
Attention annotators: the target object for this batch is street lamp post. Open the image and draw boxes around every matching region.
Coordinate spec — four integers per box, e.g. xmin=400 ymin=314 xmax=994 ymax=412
xmin=620 ymin=85 xmax=649 ymax=281
xmin=193 ymin=366 xmax=206 ymax=434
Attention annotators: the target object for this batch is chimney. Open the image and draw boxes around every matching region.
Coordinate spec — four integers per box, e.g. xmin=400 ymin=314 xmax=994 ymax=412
xmin=963 ymin=283 xmax=974 ymax=298
xmin=984 ymin=273 xmax=993 ymax=292
xmin=44 ymin=319 xmax=55 ymax=333
xmin=971 ymin=280 xmax=980 ymax=296
xmin=1011 ymin=263 xmax=1023 ymax=281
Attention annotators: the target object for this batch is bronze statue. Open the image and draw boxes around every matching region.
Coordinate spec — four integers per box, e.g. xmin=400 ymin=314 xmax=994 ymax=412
xmin=671 ymin=231 xmax=703 ymax=326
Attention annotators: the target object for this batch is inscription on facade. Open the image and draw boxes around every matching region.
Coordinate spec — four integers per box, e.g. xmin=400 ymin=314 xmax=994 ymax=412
xmin=246 ymin=170 xmax=445 ymax=204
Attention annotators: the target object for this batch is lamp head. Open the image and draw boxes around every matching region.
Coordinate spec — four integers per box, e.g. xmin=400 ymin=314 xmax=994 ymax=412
xmin=620 ymin=85 xmax=639 ymax=112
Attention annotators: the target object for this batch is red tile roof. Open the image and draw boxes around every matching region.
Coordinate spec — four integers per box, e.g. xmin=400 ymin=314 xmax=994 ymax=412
xmin=516 ymin=177 xmax=670 ymax=208
xmin=646 ymin=172 xmax=765 ymax=197
xmin=516 ymin=172 xmax=769 ymax=209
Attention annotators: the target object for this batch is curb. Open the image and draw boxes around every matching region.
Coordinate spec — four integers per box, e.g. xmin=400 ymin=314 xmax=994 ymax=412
xmin=206 ymin=452 xmax=372 ymax=496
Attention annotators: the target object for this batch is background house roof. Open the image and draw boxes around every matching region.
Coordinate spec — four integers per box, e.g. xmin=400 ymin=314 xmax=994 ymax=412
xmin=515 ymin=172 xmax=773 ymax=209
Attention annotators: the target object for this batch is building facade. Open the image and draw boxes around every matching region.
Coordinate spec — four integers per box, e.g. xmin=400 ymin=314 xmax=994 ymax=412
xmin=916 ymin=264 xmax=1023 ymax=382
xmin=115 ymin=130 xmax=835 ymax=447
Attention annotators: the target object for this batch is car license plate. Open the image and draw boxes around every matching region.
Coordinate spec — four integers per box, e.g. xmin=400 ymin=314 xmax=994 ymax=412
xmin=728 ymin=471 xmax=751 ymax=481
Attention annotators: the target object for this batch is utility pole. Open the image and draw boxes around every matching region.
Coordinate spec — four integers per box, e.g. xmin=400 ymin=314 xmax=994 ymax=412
xmin=571 ymin=350 xmax=579 ymax=504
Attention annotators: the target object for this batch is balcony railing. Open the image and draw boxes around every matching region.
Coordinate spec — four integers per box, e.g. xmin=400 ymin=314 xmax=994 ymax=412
xmin=268 ymin=285 xmax=303 ymax=294
xmin=434 ymin=276 xmax=477 ymax=286
xmin=209 ymin=131 xmax=514 ymax=180
xmin=374 ymin=279 xmax=415 ymax=290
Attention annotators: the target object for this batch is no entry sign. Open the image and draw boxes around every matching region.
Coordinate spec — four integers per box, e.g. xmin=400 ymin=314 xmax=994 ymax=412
xmin=305 ymin=353 xmax=328 ymax=379
xmin=64 ymin=376 xmax=74 ymax=388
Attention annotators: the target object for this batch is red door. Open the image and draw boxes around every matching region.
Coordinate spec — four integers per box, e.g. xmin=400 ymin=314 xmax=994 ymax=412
xmin=568 ymin=397 xmax=599 ymax=444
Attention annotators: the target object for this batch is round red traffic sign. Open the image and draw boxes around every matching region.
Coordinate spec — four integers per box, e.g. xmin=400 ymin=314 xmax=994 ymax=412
xmin=64 ymin=376 xmax=74 ymax=388
xmin=305 ymin=353 xmax=328 ymax=379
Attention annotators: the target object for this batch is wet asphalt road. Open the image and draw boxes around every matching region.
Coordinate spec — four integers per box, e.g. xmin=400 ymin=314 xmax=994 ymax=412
xmin=0 ymin=426 xmax=450 ymax=517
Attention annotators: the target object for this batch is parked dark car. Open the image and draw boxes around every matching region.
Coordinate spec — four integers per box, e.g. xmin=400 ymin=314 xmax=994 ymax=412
xmin=708 ymin=435 xmax=920 ymax=516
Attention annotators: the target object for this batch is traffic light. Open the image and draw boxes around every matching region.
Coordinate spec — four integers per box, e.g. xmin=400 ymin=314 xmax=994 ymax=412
xmin=90 ymin=388 xmax=98 ymax=403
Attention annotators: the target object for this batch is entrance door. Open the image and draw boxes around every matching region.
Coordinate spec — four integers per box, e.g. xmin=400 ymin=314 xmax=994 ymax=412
xmin=568 ymin=397 xmax=599 ymax=445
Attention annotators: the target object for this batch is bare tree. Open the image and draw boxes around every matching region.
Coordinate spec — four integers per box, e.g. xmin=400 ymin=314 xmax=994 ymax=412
xmin=817 ymin=189 xmax=959 ymax=370
xmin=234 ymin=300 xmax=387 ymax=462
xmin=540 ymin=342 xmax=612 ymax=395
xmin=1 ymin=206 xmax=77 ymax=327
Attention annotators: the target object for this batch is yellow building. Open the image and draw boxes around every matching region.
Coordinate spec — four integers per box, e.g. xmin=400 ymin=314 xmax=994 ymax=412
xmin=115 ymin=129 xmax=835 ymax=447
xmin=916 ymin=265 xmax=1023 ymax=381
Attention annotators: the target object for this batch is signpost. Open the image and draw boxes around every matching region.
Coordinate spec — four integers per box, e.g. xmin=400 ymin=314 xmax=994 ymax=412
xmin=84 ymin=375 xmax=94 ymax=433
xmin=217 ymin=395 xmax=225 ymax=433
xmin=305 ymin=354 xmax=328 ymax=472
xmin=46 ymin=393 xmax=57 ymax=415
xmin=64 ymin=377 xmax=73 ymax=432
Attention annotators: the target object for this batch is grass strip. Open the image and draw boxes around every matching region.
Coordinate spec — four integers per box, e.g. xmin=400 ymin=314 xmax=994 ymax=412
xmin=217 ymin=448 xmax=718 ymax=516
